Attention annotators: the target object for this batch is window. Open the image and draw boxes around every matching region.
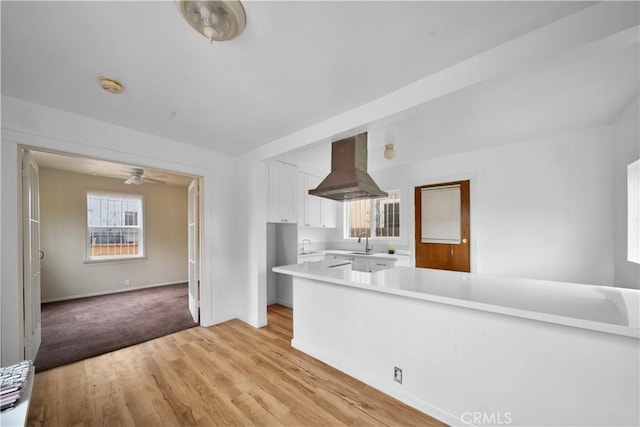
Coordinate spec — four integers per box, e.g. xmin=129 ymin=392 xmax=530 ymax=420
xmin=344 ymin=192 xmax=400 ymax=239
xmin=420 ymin=184 xmax=461 ymax=244
xmin=87 ymin=193 xmax=143 ymax=260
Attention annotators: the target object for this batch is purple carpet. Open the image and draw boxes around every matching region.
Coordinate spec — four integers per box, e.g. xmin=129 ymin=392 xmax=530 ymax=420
xmin=34 ymin=283 xmax=198 ymax=372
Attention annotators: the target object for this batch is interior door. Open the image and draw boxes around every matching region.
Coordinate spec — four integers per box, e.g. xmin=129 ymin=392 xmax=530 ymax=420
xmin=415 ymin=180 xmax=470 ymax=272
xmin=22 ymin=149 xmax=42 ymax=360
xmin=187 ymin=179 xmax=200 ymax=323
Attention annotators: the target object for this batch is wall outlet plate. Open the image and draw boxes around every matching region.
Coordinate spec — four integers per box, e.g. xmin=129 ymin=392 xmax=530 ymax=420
xmin=394 ymin=367 xmax=402 ymax=384
xmin=124 ymin=279 xmax=131 ymax=286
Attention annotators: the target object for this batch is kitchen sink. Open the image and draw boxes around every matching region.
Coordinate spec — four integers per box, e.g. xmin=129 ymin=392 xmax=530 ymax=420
xmin=350 ymin=251 xmax=375 ymax=255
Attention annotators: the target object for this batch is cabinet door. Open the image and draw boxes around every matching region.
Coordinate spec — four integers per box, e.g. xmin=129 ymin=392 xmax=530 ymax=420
xmin=352 ymin=258 xmax=370 ymax=272
xmin=268 ymin=162 xmax=282 ymax=222
xmin=306 ymin=175 xmax=322 ymax=227
xmin=321 ymin=198 xmax=337 ymax=228
xmin=281 ymin=163 xmax=298 ymax=223
xmin=297 ymin=173 xmax=307 ymax=225
xmin=268 ymin=162 xmax=297 ymax=223
xmin=369 ymin=260 xmax=392 ymax=272
xmin=327 ymin=254 xmax=352 ymax=261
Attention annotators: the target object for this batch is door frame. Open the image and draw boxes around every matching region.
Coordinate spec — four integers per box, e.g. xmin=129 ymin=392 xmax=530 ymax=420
xmin=8 ymin=144 xmax=206 ymax=354
xmin=408 ymin=174 xmax=478 ymax=272
xmin=21 ymin=149 xmax=42 ymax=360
xmin=187 ymin=178 xmax=200 ymax=323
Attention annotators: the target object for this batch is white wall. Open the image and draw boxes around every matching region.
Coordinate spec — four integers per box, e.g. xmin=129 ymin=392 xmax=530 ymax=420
xmin=613 ymin=96 xmax=640 ymax=288
xmin=275 ymin=223 xmax=297 ymax=307
xmin=1 ymin=96 xmax=240 ymax=364
xmin=297 ymin=227 xmax=327 ymax=252
xmin=266 ymin=223 xmax=277 ymax=305
xmin=39 ymin=168 xmax=188 ymax=301
xmin=292 ymin=277 xmax=639 ymax=426
xmin=232 ymin=158 xmax=268 ymax=327
xmin=369 ymin=126 xmax=616 ymax=286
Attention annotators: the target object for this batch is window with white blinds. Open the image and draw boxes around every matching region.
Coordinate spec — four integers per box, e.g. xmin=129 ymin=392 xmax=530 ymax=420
xmin=86 ymin=192 xmax=144 ymax=260
xmin=421 ymin=184 xmax=461 ymax=244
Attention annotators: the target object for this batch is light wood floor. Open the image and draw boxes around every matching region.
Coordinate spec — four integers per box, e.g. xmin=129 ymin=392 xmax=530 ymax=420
xmin=27 ymin=305 xmax=445 ymax=426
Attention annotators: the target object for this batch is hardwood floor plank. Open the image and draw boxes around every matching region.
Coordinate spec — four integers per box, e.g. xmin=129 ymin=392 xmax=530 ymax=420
xmin=27 ymin=304 xmax=445 ymax=427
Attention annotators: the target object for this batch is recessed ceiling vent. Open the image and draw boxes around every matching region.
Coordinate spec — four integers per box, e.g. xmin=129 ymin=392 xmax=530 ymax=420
xmin=309 ymin=132 xmax=388 ymax=202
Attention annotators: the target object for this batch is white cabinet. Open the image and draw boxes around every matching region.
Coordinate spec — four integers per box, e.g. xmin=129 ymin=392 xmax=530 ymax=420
xmin=298 ymin=253 xmax=325 ymax=264
xmin=320 ymin=198 xmax=337 ymax=228
xmin=268 ymin=161 xmax=297 ymax=223
xmin=325 ymin=252 xmax=407 ymax=272
xmin=298 ymin=173 xmax=322 ymax=227
xmin=298 ymin=172 xmax=337 ymax=228
xmin=368 ymin=260 xmax=393 ymax=272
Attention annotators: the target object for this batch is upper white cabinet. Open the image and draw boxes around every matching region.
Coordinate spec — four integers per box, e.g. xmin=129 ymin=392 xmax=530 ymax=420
xmin=320 ymin=197 xmax=337 ymax=228
xmin=298 ymin=172 xmax=337 ymax=228
xmin=299 ymin=173 xmax=322 ymax=227
xmin=268 ymin=161 xmax=297 ymax=223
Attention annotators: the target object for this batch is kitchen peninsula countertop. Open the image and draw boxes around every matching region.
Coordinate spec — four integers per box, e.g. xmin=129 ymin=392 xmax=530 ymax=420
xmin=273 ymin=262 xmax=640 ymax=338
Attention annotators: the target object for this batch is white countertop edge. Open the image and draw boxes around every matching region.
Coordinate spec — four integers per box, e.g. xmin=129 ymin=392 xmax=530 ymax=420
xmin=272 ymin=266 xmax=639 ymax=339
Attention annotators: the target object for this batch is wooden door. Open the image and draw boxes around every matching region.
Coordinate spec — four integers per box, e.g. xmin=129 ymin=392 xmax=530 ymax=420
xmin=22 ymin=149 xmax=42 ymax=360
xmin=415 ymin=180 xmax=470 ymax=272
xmin=187 ymin=179 xmax=200 ymax=323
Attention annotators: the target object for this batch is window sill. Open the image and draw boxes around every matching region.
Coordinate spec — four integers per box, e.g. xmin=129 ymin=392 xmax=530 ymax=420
xmin=84 ymin=256 xmax=147 ymax=265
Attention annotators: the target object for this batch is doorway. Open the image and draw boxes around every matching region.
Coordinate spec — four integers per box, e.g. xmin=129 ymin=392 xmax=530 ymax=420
xmin=414 ymin=180 xmax=471 ymax=272
xmin=22 ymin=148 xmax=201 ymax=368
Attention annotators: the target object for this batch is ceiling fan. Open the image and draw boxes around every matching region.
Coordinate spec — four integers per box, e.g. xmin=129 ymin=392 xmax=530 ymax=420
xmin=123 ymin=167 xmax=166 ymax=185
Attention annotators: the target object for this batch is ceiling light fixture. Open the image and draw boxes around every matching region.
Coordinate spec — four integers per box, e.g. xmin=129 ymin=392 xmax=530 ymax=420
xmin=384 ymin=144 xmax=396 ymax=160
xmin=99 ymin=77 xmax=123 ymax=94
xmin=125 ymin=175 xmax=144 ymax=185
xmin=175 ymin=0 xmax=246 ymax=44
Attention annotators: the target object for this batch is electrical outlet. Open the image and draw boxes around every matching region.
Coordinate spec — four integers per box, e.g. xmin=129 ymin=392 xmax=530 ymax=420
xmin=124 ymin=279 xmax=131 ymax=287
xmin=394 ymin=367 xmax=402 ymax=384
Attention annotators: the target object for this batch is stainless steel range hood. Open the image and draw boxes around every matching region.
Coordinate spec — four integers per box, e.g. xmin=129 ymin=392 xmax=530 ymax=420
xmin=309 ymin=132 xmax=388 ymax=201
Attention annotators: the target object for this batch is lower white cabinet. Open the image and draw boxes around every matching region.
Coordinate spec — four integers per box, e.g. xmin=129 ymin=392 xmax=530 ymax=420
xmin=368 ymin=260 xmax=393 ymax=272
xmin=326 ymin=253 xmax=404 ymax=272
xmin=298 ymin=254 xmax=325 ymax=263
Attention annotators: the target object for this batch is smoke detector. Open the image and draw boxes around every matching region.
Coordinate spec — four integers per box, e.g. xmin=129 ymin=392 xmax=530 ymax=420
xmin=99 ymin=77 xmax=123 ymax=94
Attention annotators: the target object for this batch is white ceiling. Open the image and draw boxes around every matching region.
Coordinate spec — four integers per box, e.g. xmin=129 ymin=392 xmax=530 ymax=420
xmin=30 ymin=150 xmax=195 ymax=187
xmin=2 ymin=0 xmax=596 ymax=158
xmin=2 ymin=1 xmax=638 ymax=181
xmin=283 ymin=42 xmax=639 ymax=175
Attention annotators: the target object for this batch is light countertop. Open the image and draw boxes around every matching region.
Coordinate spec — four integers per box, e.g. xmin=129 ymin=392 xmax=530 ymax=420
xmin=273 ymin=261 xmax=640 ymax=338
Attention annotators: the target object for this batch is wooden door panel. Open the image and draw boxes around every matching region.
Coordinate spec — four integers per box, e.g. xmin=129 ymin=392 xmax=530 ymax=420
xmin=415 ymin=180 xmax=470 ymax=272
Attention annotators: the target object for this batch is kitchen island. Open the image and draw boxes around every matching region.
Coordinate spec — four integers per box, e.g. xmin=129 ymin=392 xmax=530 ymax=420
xmin=273 ymin=261 xmax=639 ymax=426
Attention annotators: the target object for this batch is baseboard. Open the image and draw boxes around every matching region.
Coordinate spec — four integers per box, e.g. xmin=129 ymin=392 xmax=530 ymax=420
xmin=275 ymin=298 xmax=293 ymax=308
xmin=203 ymin=313 xmax=238 ymax=328
xmin=41 ymin=280 xmax=188 ymax=303
xmin=291 ymin=338 xmax=464 ymax=427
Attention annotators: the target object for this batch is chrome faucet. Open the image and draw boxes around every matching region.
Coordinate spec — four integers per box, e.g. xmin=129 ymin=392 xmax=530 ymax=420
xmin=302 ymin=239 xmax=311 ymax=254
xmin=358 ymin=233 xmax=373 ymax=253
